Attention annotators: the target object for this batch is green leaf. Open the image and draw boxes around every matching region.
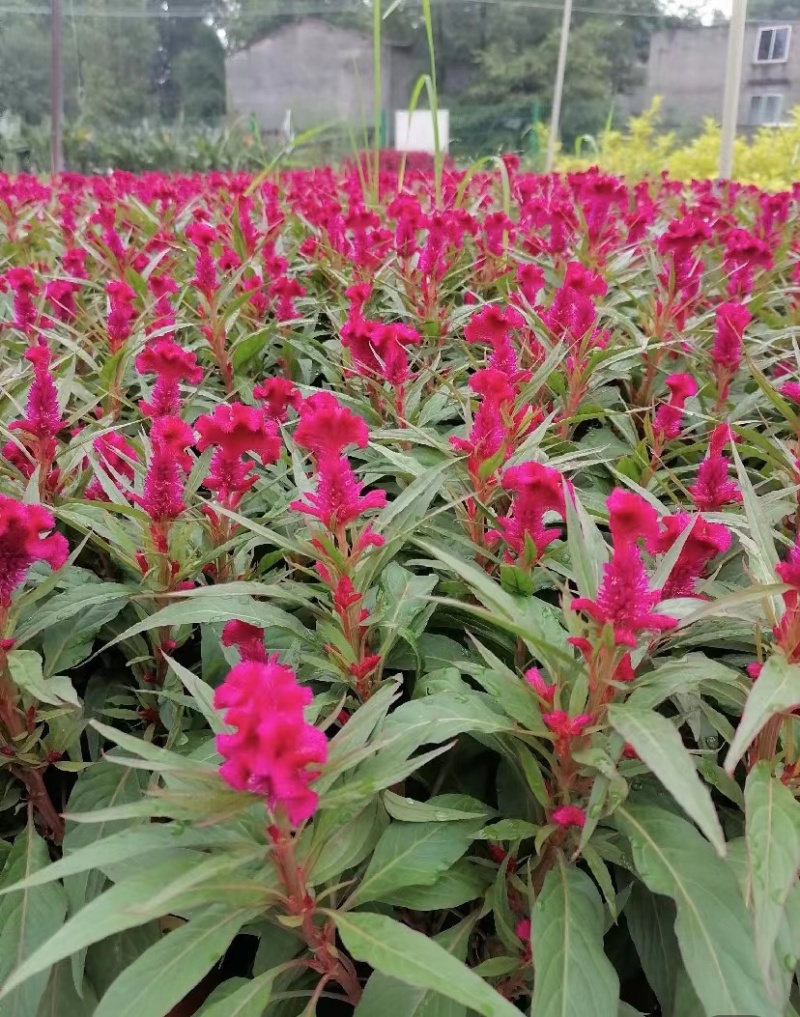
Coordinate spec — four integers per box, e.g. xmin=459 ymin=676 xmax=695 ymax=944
xmin=607 ymin=704 xmax=725 ymax=856
xmin=0 ymin=852 xmax=263 ymax=1002
xmin=380 ymin=859 xmax=491 ymax=910
xmin=93 ymin=908 xmax=252 ymax=1017
xmin=530 ymin=862 xmax=619 ymax=1017
xmin=0 ymin=823 xmax=68 ymax=1017
xmin=62 ymin=761 xmax=144 ymax=991
xmin=35 ymin=962 xmax=98 ymax=1017
xmin=309 ymin=799 xmax=387 ymax=884
xmin=624 ymin=882 xmax=690 ymax=1017
xmin=354 ymin=916 xmax=475 ymax=1017
xmin=745 ymin=762 xmax=800 ymax=1002
xmin=194 ymin=972 xmax=276 ymax=1017
xmin=14 ymin=584 xmax=133 ymax=645
xmin=628 ymin=654 xmax=747 ymax=712
xmin=333 ymin=912 xmax=520 ymax=1017
xmin=7 ymin=650 xmax=79 ymax=707
xmin=348 ymin=820 xmax=475 ymax=906
xmin=164 ymin=654 xmax=225 ymax=732
xmin=617 ymin=803 xmax=781 ymax=1017
xmin=103 ymin=595 xmax=310 ymax=652
xmin=725 ymin=656 xmax=800 ymax=774
xmin=85 ymin=924 xmax=161 ymax=998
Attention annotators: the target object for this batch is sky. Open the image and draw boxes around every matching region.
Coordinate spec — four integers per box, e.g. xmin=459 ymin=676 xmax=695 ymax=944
xmin=669 ymin=0 xmax=734 ymax=19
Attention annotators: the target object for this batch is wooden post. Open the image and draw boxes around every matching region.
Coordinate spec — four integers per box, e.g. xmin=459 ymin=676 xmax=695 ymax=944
xmin=546 ymin=0 xmax=573 ymax=174
xmin=719 ymin=0 xmax=748 ymax=180
xmin=50 ymin=0 xmax=64 ymax=175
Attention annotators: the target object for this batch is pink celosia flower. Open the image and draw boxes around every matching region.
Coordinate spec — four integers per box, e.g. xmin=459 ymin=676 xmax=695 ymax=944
xmin=572 ymin=490 xmax=677 ymax=646
xmin=290 ymin=455 xmax=387 ymax=529
xmin=106 ymin=281 xmax=137 ymax=352
xmin=196 ymin=403 xmax=282 ymax=505
xmin=450 ymin=368 xmax=516 ymax=478
xmin=780 ymin=381 xmax=800 ymax=404
xmin=293 ymin=393 xmax=369 ymax=460
xmin=214 ymin=657 xmax=328 ymax=826
xmin=464 ymin=304 xmax=524 ymax=347
xmin=648 ymin=513 xmax=731 ymax=599
xmin=186 ymin=223 xmax=219 ymax=299
xmin=515 ymin=263 xmax=545 ymax=305
xmin=222 ymin=620 xmax=267 ymax=663
xmin=136 ymin=338 xmax=203 ymax=418
xmin=688 ymin=424 xmax=741 ymax=510
xmin=140 ymin=416 xmax=194 ymax=528
xmin=0 ymin=496 xmax=68 ymax=606
xmin=10 ymin=346 xmax=63 ymax=442
xmin=487 ymin=462 xmax=567 ymax=565
xmin=551 ymin=804 xmax=586 ymax=829
xmin=712 ymin=301 xmax=751 ymax=373
xmin=253 ymin=378 xmax=301 ymax=422
xmin=516 ymin=919 xmax=531 ymax=943
xmin=85 ymin=431 xmax=138 ymax=501
xmin=524 ymin=667 xmax=555 ymax=703
xmin=542 ymin=710 xmax=593 ymax=739
xmin=1 ymin=267 xmax=40 ymax=336
xmin=652 ymin=373 xmax=698 ymax=441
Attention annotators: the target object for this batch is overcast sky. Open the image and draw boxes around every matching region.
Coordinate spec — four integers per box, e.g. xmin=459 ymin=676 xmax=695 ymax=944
xmin=666 ymin=0 xmax=733 ymax=19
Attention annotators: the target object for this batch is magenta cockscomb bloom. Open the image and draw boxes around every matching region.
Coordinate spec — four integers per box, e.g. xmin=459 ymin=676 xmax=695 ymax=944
xmin=524 ymin=667 xmax=556 ymax=704
xmin=293 ymin=393 xmax=369 ymax=461
xmin=291 ymin=455 xmax=387 ymax=530
xmin=10 ymin=346 xmax=63 ymax=443
xmin=780 ymin=381 xmax=800 ymax=404
xmin=450 ymin=368 xmax=515 ymax=478
xmin=0 ymin=496 xmax=68 ymax=606
xmin=1 ymin=267 xmax=40 ymax=336
xmin=652 ymin=373 xmax=698 ymax=442
xmin=464 ymin=304 xmax=524 ymax=347
xmin=196 ymin=403 xmax=282 ymax=505
xmin=136 ymin=338 xmax=203 ymax=418
xmin=572 ymin=490 xmax=677 ymax=646
xmin=222 ymin=620 xmax=268 ymax=663
xmin=106 ymin=280 xmax=137 ymax=352
xmin=551 ymin=804 xmax=586 ymax=829
xmin=487 ymin=462 xmax=568 ymax=565
xmin=214 ymin=657 xmax=328 ymax=826
xmin=140 ymin=416 xmax=194 ymax=529
xmin=85 ymin=431 xmax=138 ymax=502
xmin=712 ymin=301 xmax=751 ymax=374
xmin=253 ymin=377 xmax=301 ymax=422
xmin=186 ymin=222 xmax=219 ymax=299
xmin=648 ymin=513 xmax=732 ymax=599
xmin=689 ymin=424 xmax=741 ymax=510
xmin=543 ymin=710 xmax=593 ymax=739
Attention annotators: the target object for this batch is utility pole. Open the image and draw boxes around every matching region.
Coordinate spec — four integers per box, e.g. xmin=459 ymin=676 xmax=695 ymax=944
xmin=546 ymin=0 xmax=573 ymax=174
xmin=719 ymin=0 xmax=747 ymax=180
xmin=50 ymin=0 xmax=64 ymax=175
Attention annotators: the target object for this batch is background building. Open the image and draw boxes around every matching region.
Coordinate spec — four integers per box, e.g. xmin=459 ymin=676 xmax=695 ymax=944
xmin=641 ymin=20 xmax=799 ymax=130
xmin=225 ymin=18 xmax=418 ymax=137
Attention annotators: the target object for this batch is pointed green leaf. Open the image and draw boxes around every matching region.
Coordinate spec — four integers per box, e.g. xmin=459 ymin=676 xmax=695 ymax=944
xmin=35 ymin=962 xmax=98 ymax=1017
xmin=0 ymin=824 xmax=68 ymax=1017
xmin=530 ymin=862 xmax=619 ymax=1017
xmin=607 ymin=704 xmax=725 ymax=856
xmin=194 ymin=972 xmax=276 ymax=1017
xmin=94 ymin=907 xmax=252 ymax=1017
xmin=333 ymin=912 xmax=520 ymax=1017
xmin=349 ymin=820 xmax=475 ymax=906
xmin=617 ymin=803 xmax=781 ymax=1017
xmin=745 ymin=762 xmax=800 ymax=1002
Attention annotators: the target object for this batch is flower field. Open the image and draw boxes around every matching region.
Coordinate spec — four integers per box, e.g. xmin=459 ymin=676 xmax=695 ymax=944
xmin=0 ymin=163 xmax=799 ymax=1017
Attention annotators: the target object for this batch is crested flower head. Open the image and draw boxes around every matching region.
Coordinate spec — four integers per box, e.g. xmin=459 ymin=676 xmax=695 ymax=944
xmin=648 ymin=513 xmax=732 ymax=599
xmin=214 ymin=657 xmax=328 ymax=826
xmin=294 ymin=393 xmax=369 ymax=461
xmin=551 ymin=804 xmax=586 ymax=829
xmin=253 ymin=377 xmax=302 ymax=422
xmin=85 ymin=431 xmax=138 ymax=501
xmin=652 ymin=372 xmax=698 ymax=441
xmin=10 ymin=345 xmax=64 ymax=441
xmin=290 ymin=454 xmax=387 ymax=530
xmin=222 ymin=620 xmax=267 ymax=663
xmin=712 ymin=301 xmax=751 ymax=372
xmin=196 ymin=403 xmax=281 ymax=505
xmin=140 ymin=416 xmax=194 ymax=525
xmin=136 ymin=338 xmax=203 ymax=418
xmin=571 ymin=490 xmax=677 ymax=646
xmin=487 ymin=462 xmax=567 ymax=564
xmin=688 ymin=424 xmax=741 ymax=510
xmin=0 ymin=496 xmax=68 ymax=605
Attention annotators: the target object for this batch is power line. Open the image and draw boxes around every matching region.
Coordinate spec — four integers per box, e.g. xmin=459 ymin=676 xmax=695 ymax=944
xmin=0 ymin=0 xmax=740 ymax=22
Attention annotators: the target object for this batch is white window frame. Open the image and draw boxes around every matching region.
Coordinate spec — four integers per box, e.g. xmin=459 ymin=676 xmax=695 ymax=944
xmin=753 ymin=25 xmax=792 ymax=64
xmin=748 ymin=93 xmax=784 ymax=126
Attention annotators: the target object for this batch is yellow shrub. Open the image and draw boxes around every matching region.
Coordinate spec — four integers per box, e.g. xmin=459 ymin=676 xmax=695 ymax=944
xmin=556 ymin=99 xmax=800 ymax=189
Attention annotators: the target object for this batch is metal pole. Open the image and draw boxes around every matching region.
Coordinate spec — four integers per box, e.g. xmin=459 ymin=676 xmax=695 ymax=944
xmin=50 ymin=0 xmax=63 ymax=175
xmin=546 ymin=0 xmax=573 ymax=174
xmin=719 ymin=0 xmax=747 ymax=180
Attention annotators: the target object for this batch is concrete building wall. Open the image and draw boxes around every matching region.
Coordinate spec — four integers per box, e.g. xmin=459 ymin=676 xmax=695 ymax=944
xmin=642 ymin=21 xmax=800 ymax=130
xmin=226 ymin=19 xmax=418 ymax=132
